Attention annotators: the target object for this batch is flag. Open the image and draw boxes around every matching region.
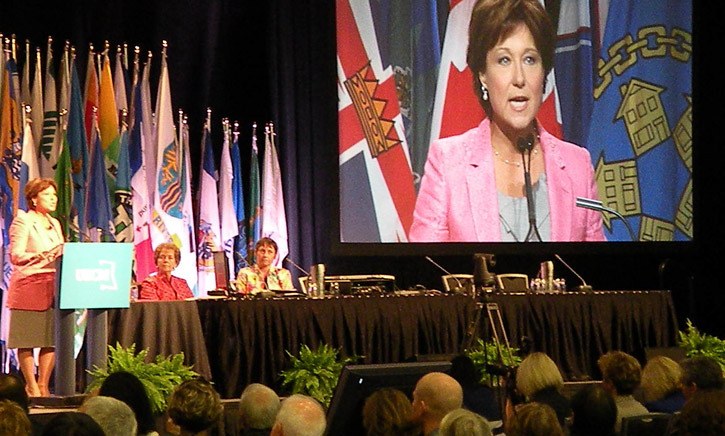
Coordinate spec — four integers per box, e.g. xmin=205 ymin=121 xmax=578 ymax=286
xmin=219 ymin=124 xmax=238 ymax=279
xmin=99 ymin=51 xmax=121 ymax=196
xmin=246 ymin=124 xmax=261 ymax=262
xmin=19 ymin=118 xmax=39 ymax=203
xmin=54 ymin=125 xmax=74 ymax=240
xmin=196 ymin=119 xmax=221 ymax=295
xmin=67 ymin=56 xmax=89 ymax=240
xmin=151 ymin=49 xmax=196 ymax=290
xmin=337 ymin=0 xmax=417 ymax=242
xmin=140 ymin=54 xmax=156 ymax=202
xmin=1 ymin=55 xmax=23 ymax=215
xmin=39 ymin=42 xmax=60 ymax=179
xmin=129 ymin=73 xmax=155 ymax=281
xmin=180 ymin=114 xmax=197 ymax=293
xmin=30 ymin=47 xmax=44 ymax=153
xmin=260 ymin=123 xmax=288 ymax=266
xmin=113 ymin=48 xmax=128 ymax=117
xmin=83 ymin=48 xmax=99 ymax=148
xmin=113 ymin=117 xmax=133 ymax=242
xmin=230 ymin=129 xmax=248 ymax=273
xmin=20 ymin=43 xmax=31 ymax=108
xmin=554 ymin=0 xmax=596 ymax=146
xmin=585 ymin=0 xmax=692 ymax=241
xmin=84 ymin=118 xmax=114 ymax=241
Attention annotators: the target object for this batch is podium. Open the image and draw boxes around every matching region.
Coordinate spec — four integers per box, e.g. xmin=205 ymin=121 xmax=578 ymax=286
xmin=54 ymin=242 xmax=133 ymax=396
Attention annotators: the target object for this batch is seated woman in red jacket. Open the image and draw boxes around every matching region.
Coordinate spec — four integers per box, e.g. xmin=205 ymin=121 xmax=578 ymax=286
xmin=138 ymin=243 xmax=194 ymax=301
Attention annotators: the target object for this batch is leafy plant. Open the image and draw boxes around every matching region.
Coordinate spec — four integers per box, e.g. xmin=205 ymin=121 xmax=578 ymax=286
xmin=677 ymin=319 xmax=725 ymax=371
xmin=86 ymin=342 xmax=199 ymax=415
xmin=465 ymin=338 xmax=522 ymax=386
xmin=279 ymin=344 xmax=358 ymax=408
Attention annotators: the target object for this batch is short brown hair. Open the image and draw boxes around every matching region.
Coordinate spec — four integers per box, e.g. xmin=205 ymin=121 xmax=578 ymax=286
xmin=0 ymin=399 xmax=32 ymax=436
xmin=25 ymin=177 xmax=57 ymax=210
xmin=167 ymin=379 xmax=223 ymax=434
xmin=154 ymin=242 xmax=181 ymax=265
xmin=363 ymin=388 xmax=414 ymax=435
xmin=466 ymin=0 xmax=555 ymax=113
xmin=597 ymin=351 xmax=642 ymax=395
xmin=506 ymin=402 xmax=564 ymax=436
xmin=255 ymin=237 xmax=278 ymax=254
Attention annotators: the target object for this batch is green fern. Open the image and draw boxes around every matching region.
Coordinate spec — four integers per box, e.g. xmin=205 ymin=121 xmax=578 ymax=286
xmin=86 ymin=342 xmax=199 ymax=415
xmin=279 ymin=344 xmax=358 ymax=408
xmin=678 ymin=319 xmax=725 ymax=371
xmin=465 ymin=338 xmax=522 ymax=386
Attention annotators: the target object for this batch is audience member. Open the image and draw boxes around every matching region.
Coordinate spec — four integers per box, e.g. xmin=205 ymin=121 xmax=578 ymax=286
xmin=271 ymin=394 xmax=327 ymax=436
xmin=449 ymin=354 xmax=501 ymax=421
xmin=669 ymin=388 xmax=725 ymax=435
xmin=679 ymin=355 xmax=724 ymax=400
xmin=362 ymin=387 xmax=416 ymax=436
xmin=99 ymin=371 xmax=158 ymax=435
xmin=597 ymin=351 xmax=649 ymax=433
xmin=569 ymin=384 xmax=616 ymax=436
xmin=239 ymin=383 xmax=281 ymax=435
xmin=167 ymin=378 xmax=224 ymax=436
xmin=411 ymin=372 xmax=463 ymax=436
xmin=640 ymin=355 xmax=686 ymax=413
xmin=505 ymin=402 xmax=564 ymax=436
xmin=0 ymin=399 xmax=32 ymax=436
xmin=0 ymin=373 xmax=31 ymax=412
xmin=79 ymin=395 xmax=138 ymax=436
xmin=439 ymin=408 xmax=492 ymax=436
xmin=40 ymin=412 xmax=105 ymax=436
xmin=515 ymin=352 xmax=572 ymax=426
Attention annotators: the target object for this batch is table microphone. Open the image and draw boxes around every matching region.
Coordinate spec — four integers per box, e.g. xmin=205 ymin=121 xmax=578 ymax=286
xmin=284 ymin=257 xmax=311 ymax=276
xmin=554 ymin=254 xmax=592 ymax=292
xmin=425 ymin=256 xmax=464 ymax=293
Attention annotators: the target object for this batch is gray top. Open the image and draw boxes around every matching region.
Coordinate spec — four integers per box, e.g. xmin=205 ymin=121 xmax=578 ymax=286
xmin=498 ymin=173 xmax=551 ymax=242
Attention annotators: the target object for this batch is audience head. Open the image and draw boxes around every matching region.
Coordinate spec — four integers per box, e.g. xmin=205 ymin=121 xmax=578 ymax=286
xmin=672 ymin=388 xmax=725 ymax=435
xmin=362 ymin=387 xmax=414 ymax=436
xmin=167 ymin=378 xmax=224 ymax=435
xmin=239 ymin=383 xmax=281 ymax=431
xmin=0 ymin=373 xmax=30 ymax=413
xmin=439 ymin=408 xmax=492 ymax=436
xmin=0 ymin=399 xmax=31 ymax=436
xmin=449 ymin=354 xmax=481 ymax=387
xmin=505 ymin=402 xmax=564 ymax=436
xmin=99 ymin=370 xmax=157 ymax=434
xmin=515 ymin=352 xmax=564 ymax=399
xmin=569 ymin=384 xmax=617 ymax=436
xmin=79 ymin=395 xmax=138 ymax=436
xmin=40 ymin=412 xmax=105 ymax=436
xmin=679 ymin=355 xmax=724 ymax=399
xmin=640 ymin=355 xmax=682 ymax=403
xmin=597 ymin=351 xmax=642 ymax=395
xmin=271 ymin=394 xmax=326 ymax=436
xmin=412 ymin=372 xmax=463 ymax=433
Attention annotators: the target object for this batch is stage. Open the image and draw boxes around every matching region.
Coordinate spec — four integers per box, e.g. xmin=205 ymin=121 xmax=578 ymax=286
xmin=106 ymin=290 xmax=678 ymax=398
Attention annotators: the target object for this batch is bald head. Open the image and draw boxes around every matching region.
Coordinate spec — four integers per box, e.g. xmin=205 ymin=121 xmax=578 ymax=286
xmin=239 ymin=383 xmax=281 ymax=430
xmin=271 ymin=394 xmax=326 ymax=436
xmin=414 ymin=372 xmax=463 ymax=420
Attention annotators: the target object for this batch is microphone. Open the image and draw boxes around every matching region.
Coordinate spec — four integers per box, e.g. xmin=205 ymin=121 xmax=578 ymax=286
xmin=284 ymin=257 xmax=310 ymax=276
xmin=425 ymin=256 xmax=464 ymax=293
xmin=575 ymin=197 xmax=637 ymax=241
xmin=553 ymin=254 xmax=592 ymax=292
xmin=517 ymin=134 xmax=541 ymax=242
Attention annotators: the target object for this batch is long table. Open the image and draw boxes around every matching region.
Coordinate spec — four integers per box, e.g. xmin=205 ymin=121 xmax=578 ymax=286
xmin=108 ymin=291 xmax=677 ymax=399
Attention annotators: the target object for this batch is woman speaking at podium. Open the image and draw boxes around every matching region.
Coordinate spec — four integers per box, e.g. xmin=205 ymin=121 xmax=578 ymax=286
xmin=409 ymin=0 xmax=604 ymax=242
xmin=6 ymin=178 xmax=64 ymax=397
xmin=235 ymin=237 xmax=293 ymax=294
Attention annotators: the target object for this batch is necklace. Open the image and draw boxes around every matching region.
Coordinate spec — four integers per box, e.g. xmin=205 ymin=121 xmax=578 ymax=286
xmin=493 ymin=147 xmax=539 ymax=167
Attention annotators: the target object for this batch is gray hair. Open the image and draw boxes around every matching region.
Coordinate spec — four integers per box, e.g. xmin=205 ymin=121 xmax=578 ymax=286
xmin=80 ymin=395 xmax=138 ymax=436
xmin=273 ymin=394 xmax=326 ymax=436
xmin=239 ymin=383 xmax=280 ymax=430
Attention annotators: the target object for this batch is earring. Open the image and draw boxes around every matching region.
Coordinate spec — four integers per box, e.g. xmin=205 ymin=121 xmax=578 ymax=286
xmin=481 ymin=85 xmax=489 ymax=101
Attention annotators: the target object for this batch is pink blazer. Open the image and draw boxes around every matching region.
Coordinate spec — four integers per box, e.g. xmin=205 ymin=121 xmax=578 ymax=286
xmin=6 ymin=210 xmax=64 ymax=311
xmin=409 ymin=119 xmax=605 ymax=242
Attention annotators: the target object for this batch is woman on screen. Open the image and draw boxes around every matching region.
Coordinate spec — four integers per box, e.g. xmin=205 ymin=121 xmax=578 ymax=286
xmin=138 ymin=242 xmax=194 ymax=301
xmin=6 ymin=178 xmax=64 ymax=397
xmin=235 ymin=237 xmax=293 ymax=294
xmin=409 ymin=0 xmax=604 ymax=242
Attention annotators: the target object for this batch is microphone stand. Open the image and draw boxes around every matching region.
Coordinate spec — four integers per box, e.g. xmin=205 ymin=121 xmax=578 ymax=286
xmin=425 ymin=256 xmax=465 ymax=294
xmin=576 ymin=197 xmax=637 ymax=241
xmin=518 ymin=135 xmax=542 ymax=242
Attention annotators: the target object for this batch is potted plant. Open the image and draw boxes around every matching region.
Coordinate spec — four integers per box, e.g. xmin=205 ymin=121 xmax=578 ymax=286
xmin=465 ymin=338 xmax=522 ymax=386
xmin=86 ymin=342 xmax=199 ymax=415
xmin=279 ymin=344 xmax=358 ymax=408
xmin=678 ymin=319 xmax=725 ymax=371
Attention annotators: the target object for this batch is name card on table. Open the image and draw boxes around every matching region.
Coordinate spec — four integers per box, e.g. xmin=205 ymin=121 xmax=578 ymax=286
xmin=58 ymin=242 xmax=134 ymax=309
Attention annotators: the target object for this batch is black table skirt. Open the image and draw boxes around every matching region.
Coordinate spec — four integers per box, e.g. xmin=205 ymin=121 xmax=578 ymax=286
xmin=107 ymin=291 xmax=677 ymax=399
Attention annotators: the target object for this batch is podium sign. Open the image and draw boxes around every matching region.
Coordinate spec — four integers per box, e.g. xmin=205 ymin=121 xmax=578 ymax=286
xmin=58 ymin=242 xmax=133 ymax=309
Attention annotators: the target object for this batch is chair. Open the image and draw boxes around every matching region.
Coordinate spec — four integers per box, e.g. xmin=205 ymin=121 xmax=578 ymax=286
xmin=495 ymin=273 xmax=529 ymax=292
xmin=620 ymin=413 xmax=673 ymax=436
xmin=441 ymin=274 xmax=473 ymax=294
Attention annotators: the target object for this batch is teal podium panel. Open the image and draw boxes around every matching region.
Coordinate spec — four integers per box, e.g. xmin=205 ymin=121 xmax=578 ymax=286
xmin=58 ymin=242 xmax=133 ymax=310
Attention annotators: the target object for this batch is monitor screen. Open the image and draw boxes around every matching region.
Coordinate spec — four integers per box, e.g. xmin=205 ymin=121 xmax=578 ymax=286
xmin=326 ymin=361 xmax=452 ymax=436
xmin=335 ymin=0 xmax=693 ymax=255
